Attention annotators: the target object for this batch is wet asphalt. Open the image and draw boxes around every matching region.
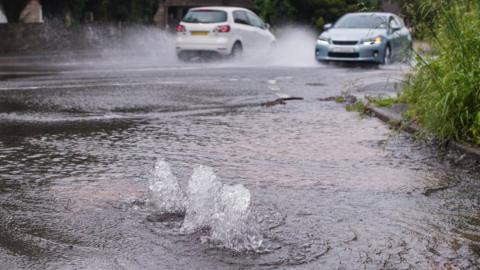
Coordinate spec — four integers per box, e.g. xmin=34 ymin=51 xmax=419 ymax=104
xmin=0 ymin=57 xmax=479 ymax=269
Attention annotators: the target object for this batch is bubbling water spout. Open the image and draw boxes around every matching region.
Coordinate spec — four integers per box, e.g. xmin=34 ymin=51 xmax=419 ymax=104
xmin=147 ymin=162 xmax=263 ymax=252
xmin=182 ymin=165 xmax=222 ymax=231
xmin=210 ymin=184 xmax=263 ymax=251
xmin=182 ymin=165 xmax=263 ymax=251
xmin=147 ymin=160 xmax=186 ymax=215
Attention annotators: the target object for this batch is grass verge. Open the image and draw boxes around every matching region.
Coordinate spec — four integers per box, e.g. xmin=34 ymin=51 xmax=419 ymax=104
xmin=401 ymin=0 xmax=480 ymax=145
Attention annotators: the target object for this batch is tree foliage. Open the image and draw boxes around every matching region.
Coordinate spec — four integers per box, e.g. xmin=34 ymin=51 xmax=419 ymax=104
xmin=2 ymin=0 xmax=28 ymax=22
xmin=400 ymin=0 xmax=457 ymax=39
xmin=254 ymin=0 xmax=294 ymax=26
xmin=2 ymin=0 xmax=380 ymax=27
xmin=89 ymin=0 xmax=159 ymax=23
xmin=254 ymin=0 xmax=380 ymax=30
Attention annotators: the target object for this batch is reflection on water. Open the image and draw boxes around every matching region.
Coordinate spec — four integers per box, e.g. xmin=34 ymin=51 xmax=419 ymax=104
xmin=0 ymin=65 xmax=479 ymax=269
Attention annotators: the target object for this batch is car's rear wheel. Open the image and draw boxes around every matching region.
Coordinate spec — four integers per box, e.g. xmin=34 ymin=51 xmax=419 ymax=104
xmin=382 ymin=45 xmax=392 ymax=65
xmin=177 ymin=51 xmax=189 ymax=62
xmin=231 ymin=42 xmax=243 ymax=59
xmin=404 ymin=42 xmax=414 ymax=63
xmin=270 ymin=41 xmax=277 ymax=50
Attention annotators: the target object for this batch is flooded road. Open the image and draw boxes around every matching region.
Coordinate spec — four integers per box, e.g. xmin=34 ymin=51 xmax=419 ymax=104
xmin=0 ymin=59 xmax=479 ymax=269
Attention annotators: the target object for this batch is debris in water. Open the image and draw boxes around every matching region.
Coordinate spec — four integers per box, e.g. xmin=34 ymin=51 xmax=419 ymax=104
xmin=317 ymin=96 xmax=337 ymax=102
xmin=262 ymin=99 xmax=286 ymax=107
xmin=318 ymin=95 xmax=358 ymax=105
xmin=261 ymin=97 xmax=304 ymax=107
xmin=306 ymin=82 xmax=326 ymax=86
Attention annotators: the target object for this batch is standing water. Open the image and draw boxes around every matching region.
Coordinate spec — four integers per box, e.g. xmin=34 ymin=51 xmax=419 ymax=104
xmin=0 ymin=25 xmax=479 ymax=269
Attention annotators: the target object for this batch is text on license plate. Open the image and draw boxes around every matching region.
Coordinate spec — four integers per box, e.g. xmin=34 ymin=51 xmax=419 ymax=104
xmin=191 ymin=31 xmax=209 ymax=36
xmin=332 ymin=47 xmax=355 ymax=53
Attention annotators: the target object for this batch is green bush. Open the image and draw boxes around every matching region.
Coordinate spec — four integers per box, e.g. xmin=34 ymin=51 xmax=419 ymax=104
xmin=401 ymin=0 xmax=456 ymax=40
xmin=40 ymin=0 xmax=159 ymax=23
xmin=403 ymin=0 xmax=480 ymax=144
xmin=314 ymin=17 xmax=325 ymax=31
xmin=254 ymin=0 xmax=295 ymax=26
xmin=254 ymin=0 xmax=379 ymax=30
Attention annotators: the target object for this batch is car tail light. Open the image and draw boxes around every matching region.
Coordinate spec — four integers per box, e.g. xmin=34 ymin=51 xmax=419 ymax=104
xmin=176 ymin=25 xmax=186 ymax=33
xmin=214 ymin=25 xmax=231 ymax=33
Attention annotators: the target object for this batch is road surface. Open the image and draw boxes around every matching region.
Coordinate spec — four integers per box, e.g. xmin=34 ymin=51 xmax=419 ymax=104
xmin=0 ymin=56 xmax=478 ymax=269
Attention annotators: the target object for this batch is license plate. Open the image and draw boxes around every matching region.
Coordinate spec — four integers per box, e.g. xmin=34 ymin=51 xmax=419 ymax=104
xmin=332 ymin=47 xmax=356 ymax=53
xmin=191 ymin=31 xmax=209 ymax=36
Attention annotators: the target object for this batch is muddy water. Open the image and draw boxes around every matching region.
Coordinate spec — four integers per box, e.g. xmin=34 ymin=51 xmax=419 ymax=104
xmin=0 ymin=62 xmax=479 ymax=269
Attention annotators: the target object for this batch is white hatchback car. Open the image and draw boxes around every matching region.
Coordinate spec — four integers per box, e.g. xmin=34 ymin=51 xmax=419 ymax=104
xmin=175 ymin=7 xmax=276 ymax=60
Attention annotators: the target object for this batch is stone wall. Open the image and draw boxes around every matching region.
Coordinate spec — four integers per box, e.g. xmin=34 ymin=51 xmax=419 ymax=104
xmin=0 ymin=23 xmax=161 ymax=55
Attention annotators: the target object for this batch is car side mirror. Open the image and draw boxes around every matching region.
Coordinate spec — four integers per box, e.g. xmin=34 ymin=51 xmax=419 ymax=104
xmin=264 ymin=23 xmax=271 ymax=30
xmin=323 ymin=23 xmax=332 ymax=31
xmin=392 ymin=26 xmax=401 ymax=32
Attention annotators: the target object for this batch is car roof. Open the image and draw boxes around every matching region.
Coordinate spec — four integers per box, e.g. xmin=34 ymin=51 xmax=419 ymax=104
xmin=189 ymin=6 xmax=250 ymax=12
xmin=344 ymin=12 xmax=395 ymax=18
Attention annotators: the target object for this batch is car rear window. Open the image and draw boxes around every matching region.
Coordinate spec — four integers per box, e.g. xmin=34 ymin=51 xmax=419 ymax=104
xmin=183 ymin=10 xmax=228 ymax=23
xmin=334 ymin=14 xmax=387 ymax=29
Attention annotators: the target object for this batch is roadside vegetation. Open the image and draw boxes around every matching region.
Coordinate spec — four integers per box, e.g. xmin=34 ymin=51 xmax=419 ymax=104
xmin=346 ymin=101 xmax=367 ymax=113
xmin=400 ymin=0 xmax=454 ymax=40
xmin=366 ymin=96 xmax=399 ymax=108
xmin=401 ymin=0 xmax=480 ymax=145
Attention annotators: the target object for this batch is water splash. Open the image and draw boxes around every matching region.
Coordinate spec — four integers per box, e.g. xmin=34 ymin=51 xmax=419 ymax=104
xmin=182 ymin=165 xmax=222 ymax=231
xmin=147 ymin=160 xmax=186 ymax=215
xmin=233 ymin=26 xmax=319 ymax=67
xmin=148 ymin=162 xmax=263 ymax=251
xmin=209 ymin=184 xmax=263 ymax=251
xmin=182 ymin=165 xmax=263 ymax=251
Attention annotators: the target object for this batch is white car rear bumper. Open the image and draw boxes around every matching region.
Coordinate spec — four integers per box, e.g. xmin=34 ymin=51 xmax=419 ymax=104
xmin=176 ymin=37 xmax=232 ymax=55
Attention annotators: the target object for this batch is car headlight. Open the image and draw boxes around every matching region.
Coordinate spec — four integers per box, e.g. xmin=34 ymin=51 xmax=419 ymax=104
xmin=317 ymin=36 xmax=329 ymax=44
xmin=363 ymin=37 xmax=382 ymax=45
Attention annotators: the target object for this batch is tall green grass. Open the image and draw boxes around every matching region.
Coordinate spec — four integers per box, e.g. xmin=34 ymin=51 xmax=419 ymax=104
xmin=402 ymin=0 xmax=456 ymax=40
xmin=403 ymin=0 xmax=480 ymax=144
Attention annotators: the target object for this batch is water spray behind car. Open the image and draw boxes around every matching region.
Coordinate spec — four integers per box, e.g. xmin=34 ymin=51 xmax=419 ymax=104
xmin=237 ymin=25 xmax=320 ymax=67
xmin=175 ymin=25 xmax=320 ymax=67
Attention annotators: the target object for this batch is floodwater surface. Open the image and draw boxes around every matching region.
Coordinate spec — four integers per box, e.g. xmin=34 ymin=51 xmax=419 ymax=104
xmin=0 ymin=59 xmax=479 ymax=269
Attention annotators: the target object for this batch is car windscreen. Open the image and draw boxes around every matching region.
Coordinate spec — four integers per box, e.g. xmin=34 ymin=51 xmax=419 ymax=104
xmin=182 ymin=10 xmax=227 ymax=23
xmin=334 ymin=14 xmax=387 ymax=29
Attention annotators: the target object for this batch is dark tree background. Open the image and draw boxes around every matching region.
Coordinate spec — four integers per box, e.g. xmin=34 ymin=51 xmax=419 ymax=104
xmin=2 ymin=0 xmax=27 ymax=22
xmin=254 ymin=0 xmax=381 ymax=30
xmin=4 ymin=0 xmax=432 ymax=32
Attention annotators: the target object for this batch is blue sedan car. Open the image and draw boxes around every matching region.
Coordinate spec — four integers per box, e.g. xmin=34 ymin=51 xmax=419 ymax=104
xmin=315 ymin=12 xmax=412 ymax=64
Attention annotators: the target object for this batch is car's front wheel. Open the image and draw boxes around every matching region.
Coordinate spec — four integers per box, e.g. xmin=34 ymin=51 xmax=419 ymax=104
xmin=382 ymin=45 xmax=392 ymax=65
xmin=403 ymin=42 xmax=414 ymax=63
